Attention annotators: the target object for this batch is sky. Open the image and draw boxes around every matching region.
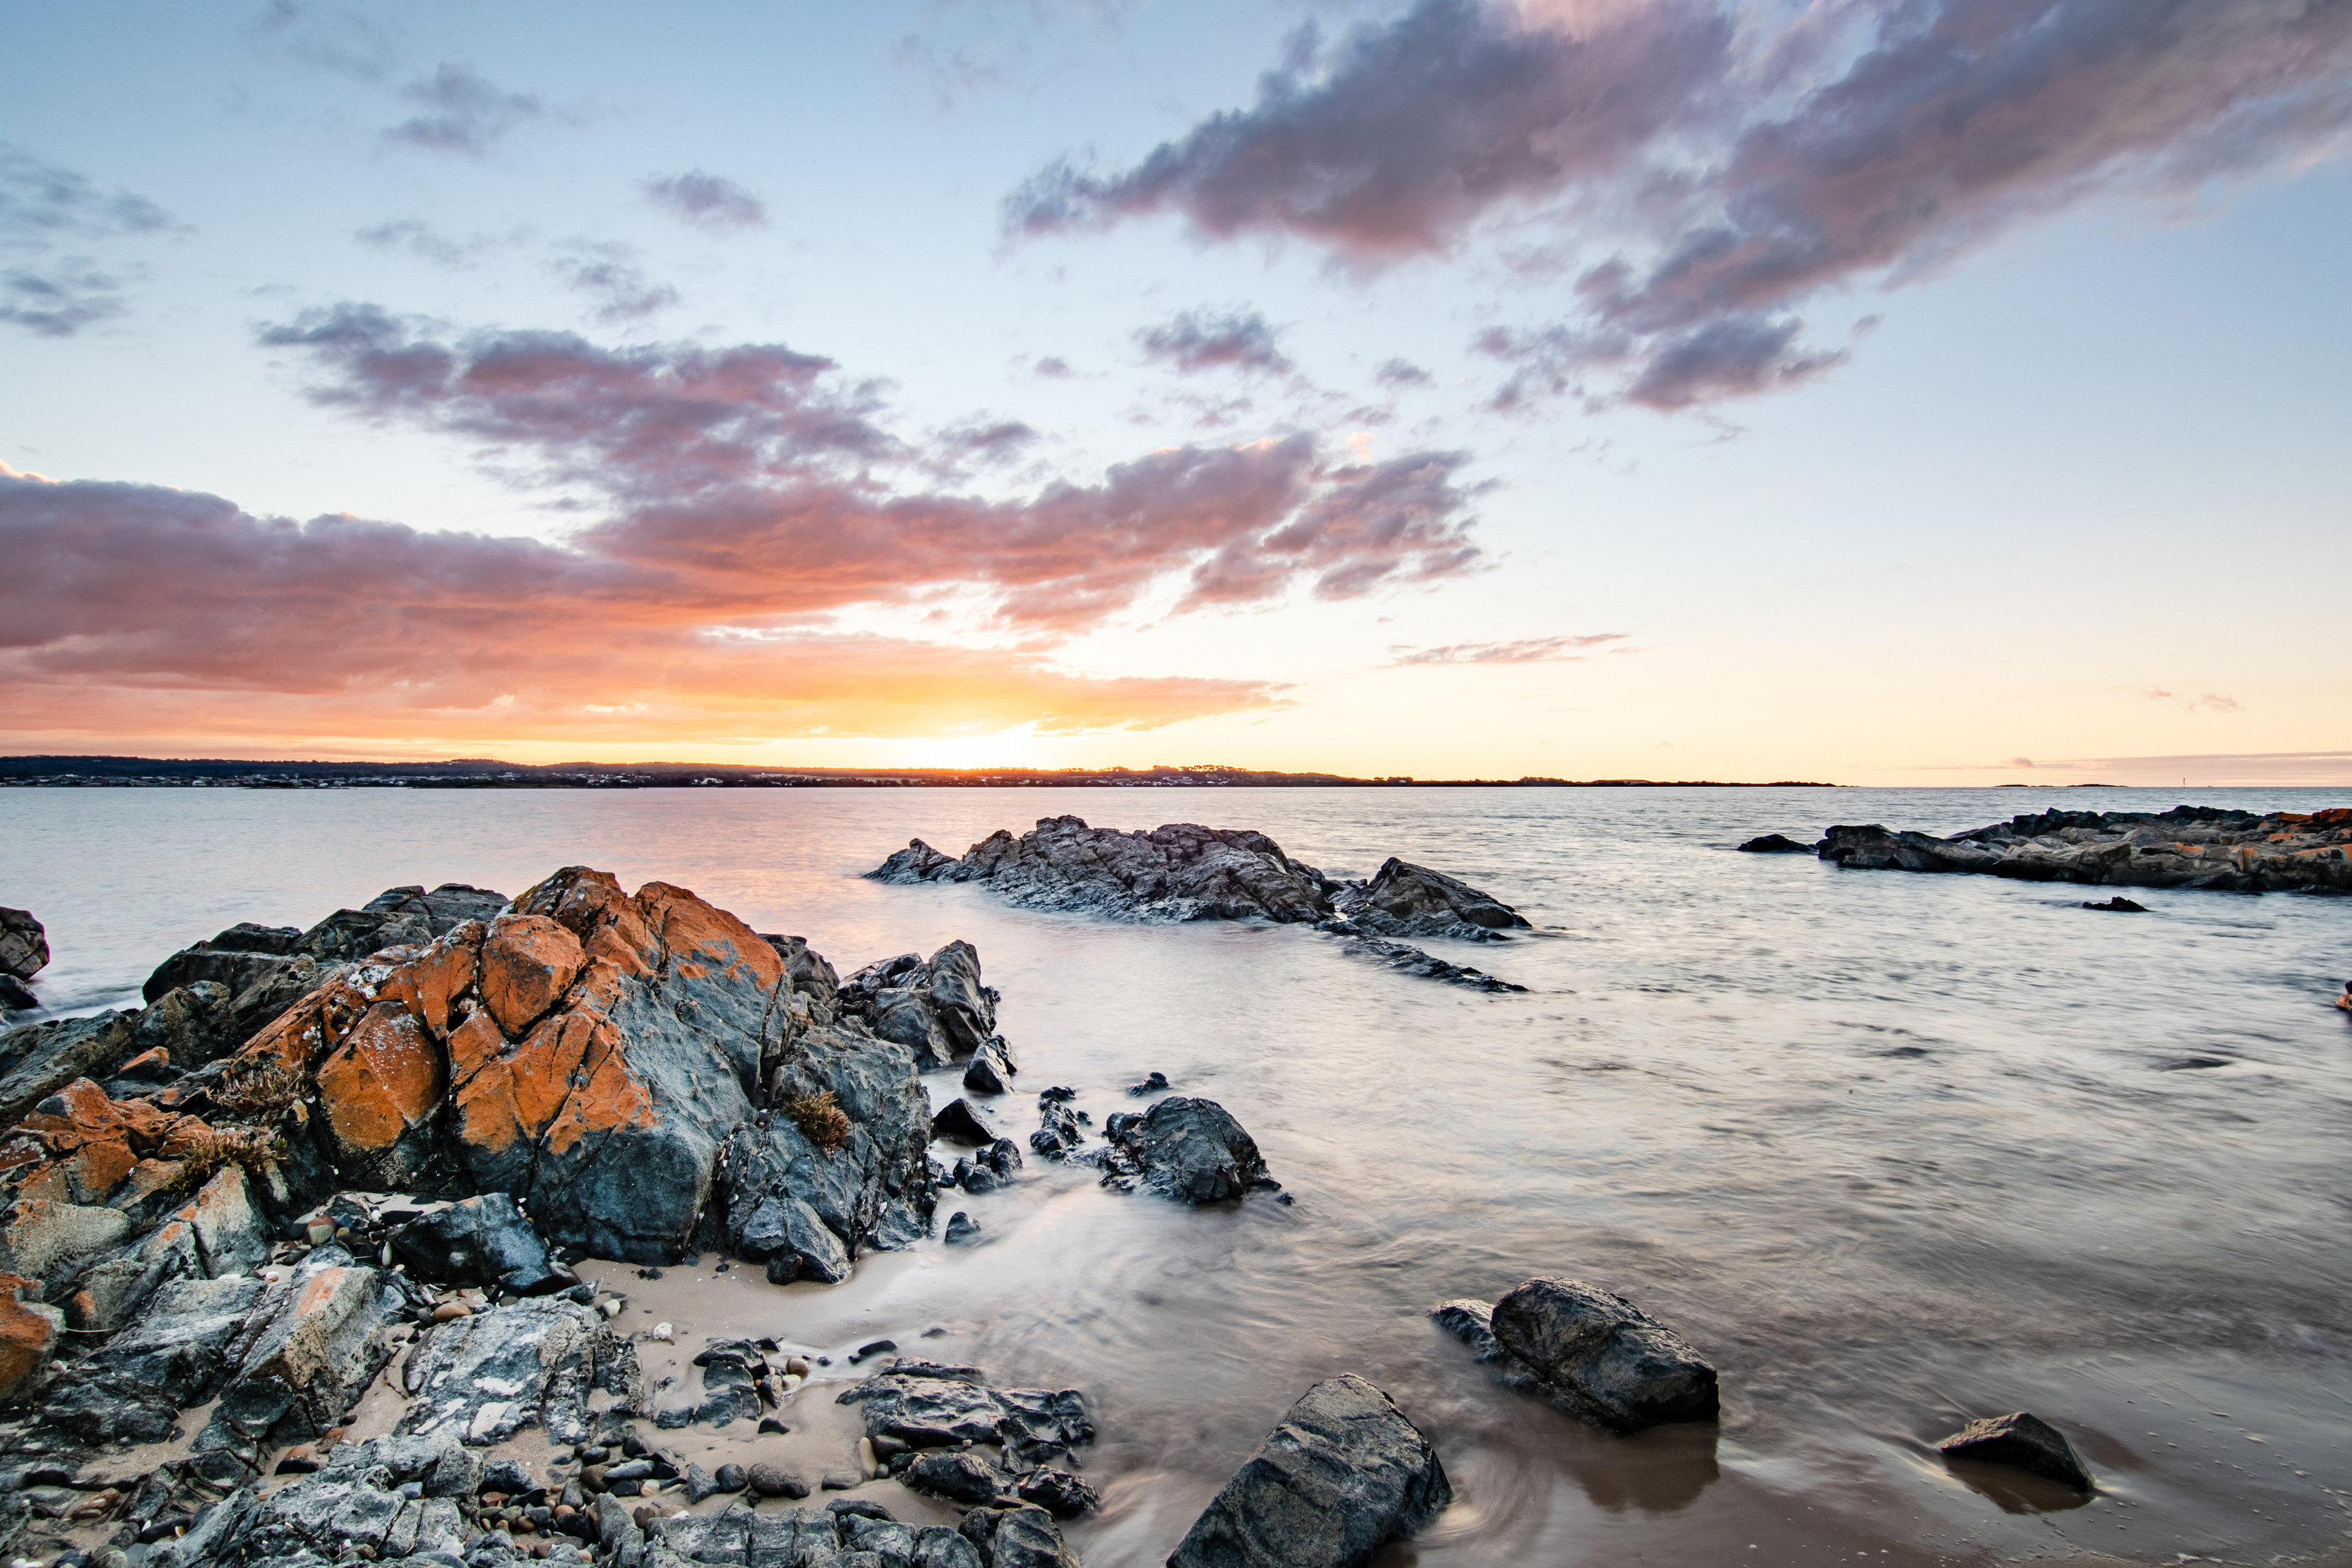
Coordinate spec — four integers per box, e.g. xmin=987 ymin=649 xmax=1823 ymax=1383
xmin=2 ymin=0 xmax=2347 ymax=786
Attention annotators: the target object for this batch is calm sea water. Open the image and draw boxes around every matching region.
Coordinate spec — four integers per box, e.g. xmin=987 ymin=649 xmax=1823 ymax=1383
xmin=7 ymin=785 xmax=2351 ymax=1567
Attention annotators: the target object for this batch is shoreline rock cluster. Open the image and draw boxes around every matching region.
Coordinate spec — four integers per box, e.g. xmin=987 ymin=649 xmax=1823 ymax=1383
xmin=871 ymin=817 xmax=1532 ymax=991
xmin=1741 ymin=805 xmax=2352 ymax=894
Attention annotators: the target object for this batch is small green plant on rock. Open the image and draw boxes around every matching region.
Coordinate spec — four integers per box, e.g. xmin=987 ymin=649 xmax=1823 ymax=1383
xmin=783 ymin=1089 xmax=850 ymax=1151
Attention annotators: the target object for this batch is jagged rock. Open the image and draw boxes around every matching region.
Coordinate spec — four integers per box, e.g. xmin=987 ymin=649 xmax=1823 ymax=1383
xmin=1014 ymin=1468 xmax=1099 ymax=1518
xmin=902 ymin=1449 xmax=1003 ymax=1504
xmin=1126 ymin=1070 xmax=1169 ymax=1096
xmin=1821 ymin=805 xmax=2352 ymax=894
xmin=0 ymin=908 xmax=47 ymax=982
xmin=931 ymin=1098 xmax=997 ymax=1147
xmin=155 ymin=1434 xmax=473 ymax=1568
xmin=962 ymin=1040 xmax=1015 ymax=1096
xmin=1438 ymin=1276 xmax=1719 ymax=1433
xmin=836 ymin=942 xmax=1003 ymax=1070
xmin=196 ymin=1249 xmax=401 ymax=1463
xmin=0 ymin=1011 xmax=142 ymax=1123
xmin=870 ymin=839 xmax=960 ymax=884
xmin=0 ymin=974 xmax=35 ymax=1012
xmin=840 ymin=1366 xmax=1092 ymax=1466
xmin=1332 ymin=935 xmax=1527 ymax=992
xmin=1736 ymin=833 xmax=1813 ymax=854
xmin=943 ymin=1211 xmax=981 ymax=1246
xmin=1029 ymin=1099 xmax=1082 ymax=1160
xmin=957 ymin=1502 xmax=1079 ymax=1568
xmin=180 ymin=1164 xmax=269 ymax=1277
xmin=872 ymin=815 xmax=1337 ymax=923
xmin=0 ymin=1077 xmax=213 ymax=1212
xmin=1108 ymin=1096 xmax=1270 ymax=1204
xmin=399 ymin=1297 xmax=639 ymax=1446
xmin=1935 ymin=1411 xmax=2095 ymax=1490
xmin=747 ymin=1196 xmax=851 ymax=1286
xmin=2082 ymin=896 xmax=2147 ymax=912
xmin=1329 ymin=858 xmax=1531 ymax=942
xmin=389 ymin=1193 xmax=568 ymax=1295
xmin=1166 ymin=1374 xmax=1450 ymax=1568
xmin=43 ymin=1274 xmax=266 ymax=1442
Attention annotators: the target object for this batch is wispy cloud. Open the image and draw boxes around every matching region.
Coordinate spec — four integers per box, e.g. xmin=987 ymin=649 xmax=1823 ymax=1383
xmin=252 ymin=304 xmax=1490 ymax=635
xmin=2146 ymin=687 xmax=2247 ymax=713
xmin=384 ymin=63 xmax=544 ymax=156
xmin=1387 ymin=632 xmax=1628 ymax=666
xmin=1135 ymin=307 xmax=1293 ymax=377
xmin=549 ymin=242 xmax=679 ymax=323
xmin=1009 ymin=0 xmax=2352 ymax=411
xmin=643 ymin=171 xmax=768 ymax=232
xmin=0 ymin=145 xmax=183 ymax=337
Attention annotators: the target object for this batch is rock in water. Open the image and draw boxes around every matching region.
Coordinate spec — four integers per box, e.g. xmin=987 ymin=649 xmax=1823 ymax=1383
xmin=1332 ymin=935 xmax=1526 ymax=993
xmin=868 ymin=815 xmax=1336 ymax=923
xmin=1479 ymin=1277 xmax=1719 ymax=1432
xmin=932 ymin=1097 xmax=998 ymax=1147
xmin=1818 ymin=804 xmax=2352 ymax=895
xmin=2082 ymin=896 xmax=2147 ymax=912
xmin=1935 ymin=1411 xmax=2095 ymax=1490
xmin=1167 ymin=1374 xmax=1451 ymax=1568
xmin=1110 ymin=1096 xmax=1271 ymax=1203
xmin=1327 ymin=858 xmax=1531 ymax=942
xmin=1736 ymin=834 xmax=1813 ymax=854
xmin=0 ymin=907 xmax=49 ymax=981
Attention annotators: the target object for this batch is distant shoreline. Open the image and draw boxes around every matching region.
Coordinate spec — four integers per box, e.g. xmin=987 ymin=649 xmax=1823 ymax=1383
xmin=0 ymin=755 xmax=1848 ymax=789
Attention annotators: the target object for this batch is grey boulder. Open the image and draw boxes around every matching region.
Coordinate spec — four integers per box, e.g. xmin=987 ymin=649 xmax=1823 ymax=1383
xmin=0 ymin=906 xmax=47 ymax=981
xmin=388 ymin=1192 xmax=568 ymax=1295
xmin=1110 ymin=1096 xmax=1272 ymax=1203
xmin=1438 ymin=1276 xmax=1719 ymax=1433
xmin=398 ymin=1297 xmax=640 ymax=1446
xmin=1166 ymin=1373 xmax=1451 ymax=1568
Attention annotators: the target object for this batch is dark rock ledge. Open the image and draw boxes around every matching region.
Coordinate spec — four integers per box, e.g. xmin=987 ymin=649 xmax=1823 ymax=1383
xmin=1795 ymin=805 xmax=2352 ymax=895
xmin=871 ymin=816 xmax=1534 ymax=990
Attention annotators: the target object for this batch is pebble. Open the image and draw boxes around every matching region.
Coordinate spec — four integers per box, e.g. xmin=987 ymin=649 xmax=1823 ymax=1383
xmin=649 ymin=1321 xmax=674 ymax=1342
xmin=784 ymin=1357 xmax=811 ymax=1377
xmin=757 ymin=1418 xmax=789 ymax=1436
xmin=745 ymin=1463 xmax=806 ymax=1500
xmin=431 ymin=1302 xmax=471 ymax=1322
xmin=713 ymin=1464 xmax=746 ymax=1494
xmin=854 ymin=1439 xmax=877 ymax=1478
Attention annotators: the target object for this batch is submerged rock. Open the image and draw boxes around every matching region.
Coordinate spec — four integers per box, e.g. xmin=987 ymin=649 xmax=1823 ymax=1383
xmin=1332 ymin=935 xmax=1527 ymax=993
xmin=2082 ymin=895 xmax=2147 ymax=912
xmin=1820 ymin=805 xmax=2352 ymax=894
xmin=1167 ymin=1373 xmax=1451 ymax=1568
xmin=1935 ymin=1411 xmax=2095 ymax=1491
xmin=1328 ymin=857 xmax=1531 ymax=942
xmin=1736 ymin=833 xmax=1813 ymax=854
xmin=1435 ymin=1276 xmax=1719 ymax=1433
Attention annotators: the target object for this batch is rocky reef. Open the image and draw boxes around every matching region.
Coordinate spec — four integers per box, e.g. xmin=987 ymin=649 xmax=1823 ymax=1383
xmin=1804 ymin=805 xmax=2352 ymax=894
xmin=871 ymin=817 xmax=1534 ymax=990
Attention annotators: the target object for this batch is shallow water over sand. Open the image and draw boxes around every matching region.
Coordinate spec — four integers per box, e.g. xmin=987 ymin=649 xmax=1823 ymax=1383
xmin=8 ymin=784 xmax=2352 ymax=1566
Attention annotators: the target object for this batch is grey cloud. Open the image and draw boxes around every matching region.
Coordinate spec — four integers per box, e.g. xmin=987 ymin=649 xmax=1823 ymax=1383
xmin=549 ymin=243 xmax=679 ymax=323
xmin=1013 ymin=0 xmax=2352 ymax=411
xmin=1373 ymin=357 xmax=1433 ymax=388
xmin=0 ymin=145 xmax=181 ymax=248
xmin=1135 ymin=307 xmax=1292 ymax=376
xmin=356 ymin=218 xmax=495 ymax=268
xmin=385 ymin=64 xmax=543 ymax=155
xmin=1387 ymin=632 xmax=1628 ymax=665
xmin=249 ymin=1 xmax=399 ymax=83
xmin=643 ymin=172 xmax=768 ymax=232
xmin=1 ymin=258 xmax=128 ymax=337
xmin=1034 ymin=356 xmax=1073 ymax=378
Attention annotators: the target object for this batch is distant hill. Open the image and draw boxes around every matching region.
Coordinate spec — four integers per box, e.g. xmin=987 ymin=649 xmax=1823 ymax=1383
xmin=0 ymin=755 xmax=1841 ymax=789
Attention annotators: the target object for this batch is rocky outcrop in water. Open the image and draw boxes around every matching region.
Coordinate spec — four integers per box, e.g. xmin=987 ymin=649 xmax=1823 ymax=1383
xmin=1813 ymin=806 xmax=2352 ymax=894
xmin=1326 ymin=858 xmax=1529 ymax=942
xmin=1099 ymin=1097 xmax=1274 ymax=1203
xmin=873 ymin=816 xmax=1536 ymax=992
xmin=1166 ymin=1373 xmax=1450 ymax=1568
xmin=837 ymin=1358 xmax=1097 ymax=1531
xmin=1736 ymin=834 xmax=1811 ymax=854
xmin=1431 ymin=1277 xmax=1719 ymax=1433
xmin=1935 ymin=1411 xmax=2094 ymax=1490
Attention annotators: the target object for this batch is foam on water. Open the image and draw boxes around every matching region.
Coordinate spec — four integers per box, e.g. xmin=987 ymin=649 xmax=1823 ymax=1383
xmin=7 ymin=784 xmax=2351 ymax=1565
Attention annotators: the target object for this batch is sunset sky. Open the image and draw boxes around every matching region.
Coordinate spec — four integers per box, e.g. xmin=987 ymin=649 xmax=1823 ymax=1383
xmin=4 ymin=1 xmax=2348 ymax=784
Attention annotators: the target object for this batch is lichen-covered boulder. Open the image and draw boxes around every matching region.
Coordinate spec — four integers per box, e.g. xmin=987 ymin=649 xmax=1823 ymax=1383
xmin=0 ymin=1011 xmax=142 ymax=1123
xmin=1167 ymin=1374 xmax=1451 ymax=1568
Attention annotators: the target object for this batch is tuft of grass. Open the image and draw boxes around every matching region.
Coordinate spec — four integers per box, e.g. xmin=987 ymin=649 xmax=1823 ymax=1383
xmin=782 ymin=1089 xmax=850 ymax=1152
xmin=214 ymin=1057 xmax=305 ymax=1123
xmin=167 ymin=1127 xmax=288 ymax=1195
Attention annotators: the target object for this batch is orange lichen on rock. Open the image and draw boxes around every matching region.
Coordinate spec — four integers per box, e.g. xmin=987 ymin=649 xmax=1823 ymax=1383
xmin=314 ymin=1001 xmax=444 ymax=1164
xmin=0 ymin=1078 xmax=210 ymax=1203
xmin=0 ymin=1271 xmax=61 ymax=1401
xmin=379 ymin=923 xmax=484 ymax=1036
xmin=477 ymin=915 xmax=585 ymax=1036
xmin=631 ymin=882 xmax=786 ymax=992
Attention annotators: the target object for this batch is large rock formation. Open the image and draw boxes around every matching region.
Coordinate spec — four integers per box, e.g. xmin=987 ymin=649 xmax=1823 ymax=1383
xmin=0 ymin=909 xmax=46 ymax=1013
xmin=1166 ymin=1374 xmax=1451 ymax=1568
xmin=1431 ymin=1277 xmax=1719 ymax=1433
xmin=1815 ymin=805 xmax=2352 ymax=894
xmin=875 ymin=815 xmax=1335 ymax=923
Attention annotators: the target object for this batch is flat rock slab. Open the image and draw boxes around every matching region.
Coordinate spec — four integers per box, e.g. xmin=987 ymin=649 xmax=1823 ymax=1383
xmin=1936 ymin=1411 xmax=2094 ymax=1491
xmin=1168 ymin=1372 xmax=1451 ymax=1568
xmin=399 ymin=1297 xmax=639 ymax=1447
